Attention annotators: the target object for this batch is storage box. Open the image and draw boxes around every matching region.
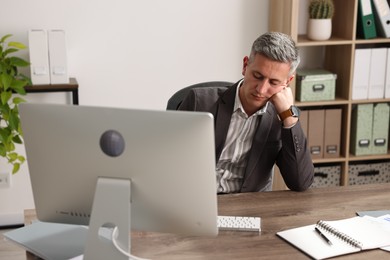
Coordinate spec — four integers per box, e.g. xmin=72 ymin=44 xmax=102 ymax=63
xmin=348 ymin=162 xmax=390 ymax=185
xmin=296 ymin=69 xmax=337 ymax=101
xmin=311 ymin=165 xmax=341 ymax=188
xmin=371 ymin=103 xmax=390 ymax=155
xmin=350 ymin=104 xmax=374 ymax=156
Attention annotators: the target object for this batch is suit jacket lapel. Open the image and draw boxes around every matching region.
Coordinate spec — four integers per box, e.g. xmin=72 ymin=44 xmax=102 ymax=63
xmin=214 ymin=83 xmax=238 ymax=160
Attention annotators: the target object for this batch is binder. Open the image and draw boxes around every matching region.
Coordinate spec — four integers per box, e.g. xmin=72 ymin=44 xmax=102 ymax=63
xmin=371 ymin=103 xmax=390 ymax=154
xmin=372 ymin=0 xmax=390 ymax=37
xmin=385 ymin=47 xmax=390 ymax=98
xmin=48 ymin=30 xmax=69 ymax=84
xmin=352 ymin=48 xmax=371 ymax=100
xmin=357 ymin=0 xmax=377 ymax=39
xmin=368 ymin=48 xmax=387 ymax=99
xmin=308 ymin=109 xmax=325 ymax=159
xmin=28 ymin=30 xmax=50 ymax=85
xmin=350 ymin=104 xmax=374 ymax=156
xmin=323 ymin=109 xmax=342 ymax=158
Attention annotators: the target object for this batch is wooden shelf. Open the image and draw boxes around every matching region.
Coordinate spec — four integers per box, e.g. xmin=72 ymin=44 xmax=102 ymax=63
xmin=24 ymin=78 xmax=79 ymax=105
xmin=269 ymin=0 xmax=390 ymax=190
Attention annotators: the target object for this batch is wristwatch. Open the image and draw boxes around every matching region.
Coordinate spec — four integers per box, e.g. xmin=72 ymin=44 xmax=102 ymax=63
xmin=279 ymin=105 xmax=300 ymax=121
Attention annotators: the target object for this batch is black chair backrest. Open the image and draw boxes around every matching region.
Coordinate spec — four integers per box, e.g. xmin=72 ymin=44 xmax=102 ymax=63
xmin=166 ymin=81 xmax=233 ymax=110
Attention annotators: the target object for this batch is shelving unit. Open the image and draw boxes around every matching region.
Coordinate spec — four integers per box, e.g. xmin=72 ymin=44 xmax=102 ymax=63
xmin=269 ymin=0 xmax=390 ymax=189
xmin=24 ymin=78 xmax=79 ymax=105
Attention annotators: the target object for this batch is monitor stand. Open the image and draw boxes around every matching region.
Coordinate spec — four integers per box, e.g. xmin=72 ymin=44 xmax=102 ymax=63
xmin=84 ymin=177 xmax=131 ymax=260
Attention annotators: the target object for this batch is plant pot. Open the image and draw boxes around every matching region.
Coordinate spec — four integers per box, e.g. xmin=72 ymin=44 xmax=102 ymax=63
xmin=307 ymin=18 xmax=332 ymax=41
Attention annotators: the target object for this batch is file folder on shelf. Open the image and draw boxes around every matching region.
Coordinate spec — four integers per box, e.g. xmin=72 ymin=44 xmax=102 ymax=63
xmin=350 ymin=104 xmax=374 ymax=156
xmin=48 ymin=30 xmax=69 ymax=84
xmin=352 ymin=48 xmax=371 ymax=100
xmin=368 ymin=48 xmax=387 ymax=99
xmin=371 ymin=103 xmax=389 ymax=154
xmin=28 ymin=30 xmax=50 ymax=85
xmin=372 ymin=0 xmax=390 ymax=37
xmin=357 ymin=0 xmax=377 ymax=39
xmin=308 ymin=109 xmax=325 ymax=159
xmin=323 ymin=109 xmax=342 ymax=158
xmin=385 ymin=47 xmax=390 ymax=98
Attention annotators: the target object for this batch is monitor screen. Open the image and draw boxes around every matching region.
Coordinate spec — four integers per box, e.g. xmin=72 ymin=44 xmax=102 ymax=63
xmin=19 ymin=103 xmax=218 ymax=239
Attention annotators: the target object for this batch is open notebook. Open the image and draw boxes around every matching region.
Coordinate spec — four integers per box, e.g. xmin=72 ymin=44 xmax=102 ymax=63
xmin=277 ymin=215 xmax=390 ymax=260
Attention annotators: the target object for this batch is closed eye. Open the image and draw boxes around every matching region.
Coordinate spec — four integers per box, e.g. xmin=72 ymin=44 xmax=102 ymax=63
xmin=252 ymin=72 xmax=285 ymax=88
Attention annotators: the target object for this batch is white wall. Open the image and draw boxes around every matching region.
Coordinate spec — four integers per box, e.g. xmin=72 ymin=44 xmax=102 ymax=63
xmin=0 ymin=0 xmax=269 ymax=225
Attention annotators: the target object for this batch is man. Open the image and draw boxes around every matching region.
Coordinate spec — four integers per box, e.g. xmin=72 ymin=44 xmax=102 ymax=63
xmin=179 ymin=32 xmax=314 ymax=193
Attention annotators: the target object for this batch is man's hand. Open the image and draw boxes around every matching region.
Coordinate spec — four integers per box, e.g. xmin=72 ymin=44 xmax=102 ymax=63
xmin=270 ymin=86 xmax=298 ymax=127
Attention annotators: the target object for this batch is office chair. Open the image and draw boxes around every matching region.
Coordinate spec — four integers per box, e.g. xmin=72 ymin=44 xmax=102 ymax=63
xmin=166 ymin=81 xmax=233 ymax=110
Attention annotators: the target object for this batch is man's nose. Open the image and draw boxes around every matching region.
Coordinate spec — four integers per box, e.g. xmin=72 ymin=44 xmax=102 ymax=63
xmin=255 ymin=79 xmax=268 ymax=93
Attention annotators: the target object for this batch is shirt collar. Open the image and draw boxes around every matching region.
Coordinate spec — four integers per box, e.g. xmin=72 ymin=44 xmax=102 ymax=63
xmin=234 ymin=79 xmax=269 ymax=116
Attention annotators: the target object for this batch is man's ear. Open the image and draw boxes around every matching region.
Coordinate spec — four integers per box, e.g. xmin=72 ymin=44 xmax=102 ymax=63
xmin=242 ymin=56 xmax=249 ymax=76
xmin=287 ymin=75 xmax=295 ymax=85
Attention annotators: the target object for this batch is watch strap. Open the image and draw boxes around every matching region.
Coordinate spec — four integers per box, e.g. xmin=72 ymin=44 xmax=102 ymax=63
xmin=279 ymin=109 xmax=293 ymax=121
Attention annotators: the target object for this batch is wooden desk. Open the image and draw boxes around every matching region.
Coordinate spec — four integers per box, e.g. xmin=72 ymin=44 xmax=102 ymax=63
xmin=1 ymin=183 xmax=389 ymax=259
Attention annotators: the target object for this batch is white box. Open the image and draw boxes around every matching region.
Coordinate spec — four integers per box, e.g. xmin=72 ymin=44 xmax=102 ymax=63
xmin=28 ymin=30 xmax=50 ymax=85
xmin=48 ymin=30 xmax=69 ymax=84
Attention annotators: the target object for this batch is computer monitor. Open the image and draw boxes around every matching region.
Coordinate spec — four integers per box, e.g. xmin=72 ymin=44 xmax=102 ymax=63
xmin=19 ymin=103 xmax=218 ymax=259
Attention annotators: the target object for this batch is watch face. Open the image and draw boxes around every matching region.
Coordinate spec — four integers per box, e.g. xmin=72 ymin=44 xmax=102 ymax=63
xmin=291 ymin=106 xmax=300 ymax=117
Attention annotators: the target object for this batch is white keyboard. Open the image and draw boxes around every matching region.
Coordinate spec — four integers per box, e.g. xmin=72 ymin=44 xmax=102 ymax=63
xmin=217 ymin=216 xmax=261 ymax=232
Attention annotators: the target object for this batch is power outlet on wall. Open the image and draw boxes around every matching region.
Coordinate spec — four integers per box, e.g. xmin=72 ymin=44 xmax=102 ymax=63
xmin=0 ymin=171 xmax=11 ymax=188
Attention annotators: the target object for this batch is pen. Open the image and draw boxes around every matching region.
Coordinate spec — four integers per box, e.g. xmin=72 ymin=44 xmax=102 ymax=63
xmin=315 ymin=227 xmax=333 ymax=245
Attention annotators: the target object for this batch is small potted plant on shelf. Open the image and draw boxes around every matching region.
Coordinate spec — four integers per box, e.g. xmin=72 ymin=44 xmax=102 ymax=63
xmin=307 ymin=0 xmax=335 ymax=41
xmin=0 ymin=34 xmax=31 ymax=174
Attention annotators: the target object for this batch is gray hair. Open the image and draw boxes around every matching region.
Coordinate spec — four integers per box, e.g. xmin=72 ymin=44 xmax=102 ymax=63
xmin=249 ymin=32 xmax=300 ymax=75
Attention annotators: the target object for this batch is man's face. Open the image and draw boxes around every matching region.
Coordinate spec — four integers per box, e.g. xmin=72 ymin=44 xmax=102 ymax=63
xmin=239 ymin=53 xmax=293 ymax=115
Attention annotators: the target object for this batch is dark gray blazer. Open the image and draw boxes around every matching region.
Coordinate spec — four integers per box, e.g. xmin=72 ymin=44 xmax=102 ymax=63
xmin=178 ymin=80 xmax=314 ymax=192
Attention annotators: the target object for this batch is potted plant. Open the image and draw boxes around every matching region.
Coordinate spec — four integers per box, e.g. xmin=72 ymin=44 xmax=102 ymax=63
xmin=0 ymin=34 xmax=31 ymax=174
xmin=307 ymin=0 xmax=335 ymax=41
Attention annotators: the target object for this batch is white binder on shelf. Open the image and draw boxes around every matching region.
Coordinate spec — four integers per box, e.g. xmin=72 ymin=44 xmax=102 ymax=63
xmin=352 ymin=48 xmax=371 ymax=100
xmin=372 ymin=0 xmax=390 ymax=37
xmin=368 ymin=48 xmax=387 ymax=99
xmin=28 ymin=30 xmax=50 ymax=85
xmin=48 ymin=30 xmax=69 ymax=84
xmin=385 ymin=48 xmax=390 ymax=98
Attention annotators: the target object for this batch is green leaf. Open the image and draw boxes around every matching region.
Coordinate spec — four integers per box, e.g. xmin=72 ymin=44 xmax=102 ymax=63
xmin=0 ymin=144 xmax=5 ymax=157
xmin=8 ymin=152 xmax=17 ymax=161
xmin=8 ymin=109 xmax=19 ymax=130
xmin=0 ymin=73 xmax=12 ymax=91
xmin=0 ymin=34 xmax=12 ymax=44
xmin=12 ymin=97 xmax=26 ymax=105
xmin=8 ymin=41 xmax=27 ymax=50
xmin=12 ymin=163 xmax=20 ymax=174
xmin=3 ymin=48 xmax=19 ymax=58
xmin=18 ymin=155 xmax=25 ymax=163
xmin=9 ymin=57 xmax=30 ymax=67
xmin=10 ymin=79 xmax=27 ymax=95
xmin=18 ymin=74 xmax=32 ymax=85
xmin=1 ymin=91 xmax=12 ymax=105
xmin=12 ymin=135 xmax=23 ymax=144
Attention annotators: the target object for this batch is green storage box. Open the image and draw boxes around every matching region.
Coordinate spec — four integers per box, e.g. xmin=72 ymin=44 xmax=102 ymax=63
xmin=296 ymin=69 xmax=337 ymax=101
xmin=350 ymin=104 xmax=374 ymax=156
xmin=371 ymin=103 xmax=390 ymax=155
